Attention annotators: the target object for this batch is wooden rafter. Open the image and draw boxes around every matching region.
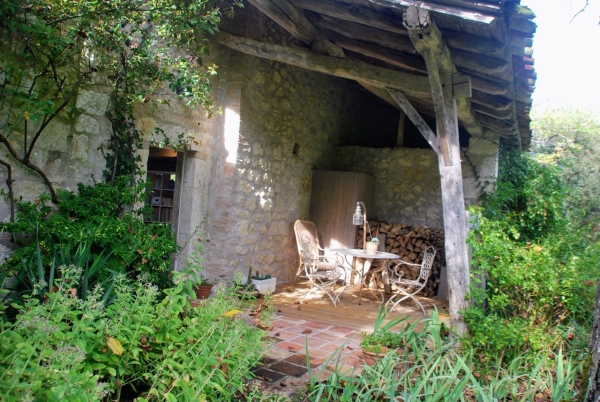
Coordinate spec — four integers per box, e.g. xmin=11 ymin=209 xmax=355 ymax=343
xmin=214 ymin=31 xmax=431 ymax=96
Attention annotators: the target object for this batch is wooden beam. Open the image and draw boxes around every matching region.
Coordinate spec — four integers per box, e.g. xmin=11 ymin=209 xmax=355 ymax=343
xmin=357 ymin=81 xmax=400 ymax=108
xmin=397 ymin=110 xmax=406 ymax=146
xmin=323 ymin=30 xmax=426 ymax=73
xmin=471 ymin=90 xmax=512 ymax=111
xmin=403 ymin=3 xmax=470 ymax=337
xmin=290 ymin=0 xmax=407 ymax=34
xmin=309 ymin=12 xmax=507 ymax=75
xmin=247 ymin=0 xmax=317 ymax=44
xmin=213 ymin=31 xmax=431 ymax=96
xmin=468 ymin=75 xmax=510 ymax=96
xmin=386 ymin=88 xmax=440 ymax=152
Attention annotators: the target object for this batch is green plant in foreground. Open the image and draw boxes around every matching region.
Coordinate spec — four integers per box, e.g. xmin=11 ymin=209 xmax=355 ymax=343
xmin=0 ymin=266 xmax=269 ymax=401
xmin=310 ymin=313 xmax=584 ymax=401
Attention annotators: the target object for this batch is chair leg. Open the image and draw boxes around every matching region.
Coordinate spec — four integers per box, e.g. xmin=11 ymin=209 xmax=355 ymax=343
xmin=293 ymin=262 xmax=304 ymax=285
xmin=301 ymin=278 xmax=340 ymax=307
xmin=385 ymin=288 xmax=426 ymax=316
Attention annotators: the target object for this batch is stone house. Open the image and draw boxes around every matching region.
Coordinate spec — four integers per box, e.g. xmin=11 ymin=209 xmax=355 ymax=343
xmin=0 ymin=0 xmax=536 ymax=298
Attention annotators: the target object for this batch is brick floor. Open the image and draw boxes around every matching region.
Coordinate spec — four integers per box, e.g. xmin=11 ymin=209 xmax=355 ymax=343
xmin=249 ymin=313 xmax=365 ymax=398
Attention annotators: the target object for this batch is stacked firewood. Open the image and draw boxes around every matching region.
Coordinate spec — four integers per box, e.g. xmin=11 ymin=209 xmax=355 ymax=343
xmin=357 ymin=221 xmax=445 ymax=297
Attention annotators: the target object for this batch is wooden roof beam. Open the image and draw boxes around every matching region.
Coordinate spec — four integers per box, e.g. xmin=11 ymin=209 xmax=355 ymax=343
xmin=214 ymin=31 xmax=431 ymax=96
xmin=386 ymin=88 xmax=440 ymax=152
xmin=247 ymin=0 xmax=317 ymax=44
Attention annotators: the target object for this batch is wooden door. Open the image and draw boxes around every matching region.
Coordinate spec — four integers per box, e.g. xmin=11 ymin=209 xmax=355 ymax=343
xmin=309 ymin=171 xmax=375 ymax=250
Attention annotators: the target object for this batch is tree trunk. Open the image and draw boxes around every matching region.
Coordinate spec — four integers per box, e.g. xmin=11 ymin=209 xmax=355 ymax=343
xmin=585 ymin=279 xmax=600 ymax=401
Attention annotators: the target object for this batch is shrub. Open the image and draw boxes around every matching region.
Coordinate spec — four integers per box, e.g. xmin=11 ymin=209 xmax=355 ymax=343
xmin=466 ymin=150 xmax=599 ymax=358
xmin=0 ymin=178 xmax=180 ymax=304
xmin=0 ymin=265 xmax=269 ymax=401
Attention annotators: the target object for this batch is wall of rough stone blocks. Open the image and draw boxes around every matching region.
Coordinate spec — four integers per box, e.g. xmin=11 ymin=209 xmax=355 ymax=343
xmin=0 ymin=88 xmax=112 ymax=221
xmin=331 ymin=135 xmax=499 ymax=229
xmin=204 ymin=7 xmax=364 ymax=283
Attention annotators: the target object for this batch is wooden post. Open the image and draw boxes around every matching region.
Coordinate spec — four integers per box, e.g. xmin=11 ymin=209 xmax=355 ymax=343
xmin=403 ymin=4 xmax=470 ymax=336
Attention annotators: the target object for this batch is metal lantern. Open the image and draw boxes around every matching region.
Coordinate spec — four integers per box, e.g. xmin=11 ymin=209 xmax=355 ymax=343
xmin=352 ymin=202 xmax=363 ymax=226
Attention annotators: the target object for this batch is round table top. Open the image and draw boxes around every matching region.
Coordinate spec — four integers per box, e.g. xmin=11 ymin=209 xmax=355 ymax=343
xmin=330 ymin=248 xmax=399 ymax=259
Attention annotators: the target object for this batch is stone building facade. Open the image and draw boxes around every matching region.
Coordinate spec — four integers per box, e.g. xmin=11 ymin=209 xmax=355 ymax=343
xmin=0 ymin=6 xmax=499 ymax=284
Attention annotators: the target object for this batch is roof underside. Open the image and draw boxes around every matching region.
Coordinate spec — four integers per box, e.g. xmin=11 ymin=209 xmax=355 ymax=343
xmin=234 ymin=0 xmax=536 ymax=148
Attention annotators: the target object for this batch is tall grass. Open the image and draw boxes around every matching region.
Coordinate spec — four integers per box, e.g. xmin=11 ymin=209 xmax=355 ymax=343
xmin=308 ymin=312 xmax=584 ymax=401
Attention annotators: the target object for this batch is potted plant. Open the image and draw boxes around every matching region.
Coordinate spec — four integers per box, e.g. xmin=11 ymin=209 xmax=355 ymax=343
xmin=233 ymin=268 xmax=260 ymax=300
xmin=188 ymin=269 xmax=217 ymax=299
xmin=360 ymin=306 xmax=407 ymax=366
xmin=250 ymin=268 xmax=277 ymax=295
xmin=365 ymin=237 xmax=380 ymax=254
xmin=183 ymin=234 xmax=217 ymax=300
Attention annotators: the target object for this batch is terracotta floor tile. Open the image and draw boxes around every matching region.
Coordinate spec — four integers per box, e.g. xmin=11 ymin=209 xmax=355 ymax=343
xmin=270 ymin=330 xmax=300 ymax=341
xmin=311 ymin=331 xmax=340 ymax=342
xmin=291 ymin=336 xmax=328 ymax=348
xmin=318 ymin=342 xmax=347 ymax=353
xmin=303 ymin=321 xmax=332 ymax=330
xmin=269 ymin=361 xmax=308 ymax=377
xmin=283 ymin=353 xmax=322 ymax=368
xmin=307 ymin=348 xmax=330 ymax=359
xmin=285 ymin=325 xmax=316 ymax=334
xmin=327 ymin=325 xmax=355 ymax=335
xmin=272 ymin=319 xmax=296 ymax=329
xmin=263 ymin=346 xmax=293 ymax=361
xmin=274 ymin=341 xmax=305 ymax=354
xmin=252 ymin=368 xmax=288 ymax=383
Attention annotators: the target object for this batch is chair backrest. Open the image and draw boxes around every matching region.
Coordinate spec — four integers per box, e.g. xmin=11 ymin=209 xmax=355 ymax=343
xmin=418 ymin=246 xmax=436 ymax=283
xmin=294 ymin=220 xmax=321 ymax=263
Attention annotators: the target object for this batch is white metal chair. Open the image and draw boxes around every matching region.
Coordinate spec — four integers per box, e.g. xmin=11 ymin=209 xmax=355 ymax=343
xmin=385 ymin=246 xmax=436 ymax=315
xmin=293 ymin=220 xmax=329 ymax=284
xmin=299 ymin=235 xmax=344 ymax=306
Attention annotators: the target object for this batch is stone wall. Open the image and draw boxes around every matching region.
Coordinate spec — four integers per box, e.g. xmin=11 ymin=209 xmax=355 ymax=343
xmin=0 ymin=89 xmax=111 ymax=220
xmin=205 ymin=8 xmax=364 ymax=282
xmin=332 ymin=136 xmax=499 ymax=228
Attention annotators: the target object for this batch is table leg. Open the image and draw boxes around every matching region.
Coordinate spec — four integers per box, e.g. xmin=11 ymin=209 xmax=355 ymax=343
xmin=382 ymin=259 xmax=391 ymax=294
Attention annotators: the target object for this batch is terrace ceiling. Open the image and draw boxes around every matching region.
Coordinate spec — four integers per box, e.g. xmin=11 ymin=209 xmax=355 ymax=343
xmin=216 ymin=0 xmax=536 ymax=148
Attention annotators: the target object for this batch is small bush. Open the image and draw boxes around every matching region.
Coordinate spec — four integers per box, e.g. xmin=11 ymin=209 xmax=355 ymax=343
xmin=0 ymin=265 xmax=269 ymax=401
xmin=1 ymin=178 xmax=180 ymax=304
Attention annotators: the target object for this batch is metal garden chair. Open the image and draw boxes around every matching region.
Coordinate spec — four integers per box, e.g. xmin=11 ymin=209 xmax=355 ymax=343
xmin=299 ymin=235 xmax=344 ymax=307
xmin=385 ymin=246 xmax=436 ymax=315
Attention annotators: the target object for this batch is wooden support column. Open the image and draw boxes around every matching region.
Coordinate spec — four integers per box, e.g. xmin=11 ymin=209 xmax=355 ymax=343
xmin=403 ymin=4 xmax=470 ymax=336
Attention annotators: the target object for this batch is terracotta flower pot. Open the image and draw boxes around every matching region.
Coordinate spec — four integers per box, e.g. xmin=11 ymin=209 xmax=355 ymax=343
xmin=194 ymin=285 xmax=213 ymax=300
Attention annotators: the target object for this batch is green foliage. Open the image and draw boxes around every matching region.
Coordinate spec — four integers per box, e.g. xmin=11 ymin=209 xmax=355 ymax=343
xmin=1 ymin=178 xmax=180 ymax=303
xmin=466 ymin=149 xmax=599 ymax=359
xmin=0 ymin=265 xmax=268 ymax=401
xmin=479 ymin=149 xmax=565 ymax=242
xmin=0 ymin=0 xmax=241 ymax=199
xmin=531 ymin=107 xmax=600 ymax=221
xmin=310 ymin=313 xmax=583 ymax=401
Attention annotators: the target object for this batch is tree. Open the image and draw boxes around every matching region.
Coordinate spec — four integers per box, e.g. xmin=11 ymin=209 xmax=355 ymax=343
xmin=530 ymin=107 xmax=600 ymax=222
xmin=0 ymin=0 xmax=240 ymax=213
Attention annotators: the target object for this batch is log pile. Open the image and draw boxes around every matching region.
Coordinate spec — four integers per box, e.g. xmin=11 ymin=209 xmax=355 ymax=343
xmin=357 ymin=221 xmax=445 ymax=297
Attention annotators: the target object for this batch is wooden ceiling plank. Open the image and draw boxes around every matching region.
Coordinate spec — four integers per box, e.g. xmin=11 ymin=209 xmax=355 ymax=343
xmin=323 ymin=30 xmax=427 ymax=73
xmin=367 ymin=0 xmax=497 ymax=23
xmin=468 ymin=75 xmax=510 ymax=96
xmin=442 ymin=30 xmax=505 ymax=55
xmin=386 ymin=88 xmax=440 ymax=152
xmin=214 ymin=31 xmax=431 ymax=96
xmin=290 ymin=0 xmax=409 ymax=34
xmin=247 ymin=0 xmax=315 ymax=43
